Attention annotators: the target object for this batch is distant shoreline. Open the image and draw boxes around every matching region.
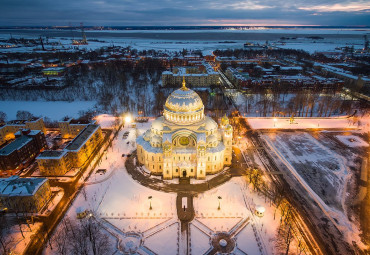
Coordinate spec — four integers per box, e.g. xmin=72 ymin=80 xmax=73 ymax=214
xmin=0 ymin=29 xmax=365 ymax=41
xmin=0 ymin=25 xmax=369 ymax=30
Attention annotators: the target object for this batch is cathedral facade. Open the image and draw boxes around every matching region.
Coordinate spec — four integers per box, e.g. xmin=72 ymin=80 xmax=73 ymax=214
xmin=136 ymin=79 xmax=233 ymax=180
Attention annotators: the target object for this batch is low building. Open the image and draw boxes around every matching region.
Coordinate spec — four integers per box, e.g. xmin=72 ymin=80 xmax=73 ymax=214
xmin=58 ymin=118 xmax=93 ymax=139
xmin=0 ymin=176 xmax=52 ymax=213
xmin=65 ymin=124 xmax=103 ymax=168
xmin=0 ymin=129 xmax=47 ymax=172
xmin=0 ymin=117 xmax=46 ymax=146
xmin=162 ymin=62 xmax=219 ymax=87
xmin=37 ymin=150 xmax=71 ymax=176
xmin=36 ymin=124 xmax=103 ymax=175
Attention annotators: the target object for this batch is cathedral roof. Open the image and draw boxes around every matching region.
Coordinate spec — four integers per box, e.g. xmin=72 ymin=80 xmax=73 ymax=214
xmin=164 ymin=78 xmax=204 ymax=114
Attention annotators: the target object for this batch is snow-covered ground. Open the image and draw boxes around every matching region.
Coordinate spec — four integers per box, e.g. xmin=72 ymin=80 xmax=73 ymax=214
xmin=43 ymin=116 xmax=285 ymax=254
xmin=193 ymin=178 xmax=280 ymax=254
xmin=0 ymin=28 xmax=366 ymax=54
xmin=248 ymin=117 xmax=360 ymax=130
xmin=0 ymin=100 xmax=96 ymax=121
xmin=262 ymin=130 xmax=367 ymax=248
xmin=336 ymin=135 xmax=369 ymax=147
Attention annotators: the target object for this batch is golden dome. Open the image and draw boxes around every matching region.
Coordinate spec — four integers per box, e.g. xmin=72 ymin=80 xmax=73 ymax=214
xmin=163 ymin=80 xmax=204 ymax=124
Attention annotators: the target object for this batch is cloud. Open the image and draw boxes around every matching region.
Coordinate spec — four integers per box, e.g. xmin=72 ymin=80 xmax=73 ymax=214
xmin=0 ymin=0 xmax=369 ymax=26
xmin=299 ymin=2 xmax=370 ymax=12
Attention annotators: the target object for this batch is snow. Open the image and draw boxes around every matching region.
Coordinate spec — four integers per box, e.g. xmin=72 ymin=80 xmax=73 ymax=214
xmin=144 ymin=221 xmax=179 ymax=255
xmin=189 ymin=223 xmax=211 ymax=254
xmin=248 ymin=117 xmax=358 ymax=130
xmin=46 ymin=122 xmax=180 ymax=255
xmin=336 ymin=135 xmax=369 ymax=147
xmin=94 ymin=114 xmax=118 ymax=129
xmin=0 ymin=100 xmax=96 ymax=121
xmin=262 ymin=131 xmax=365 ymax=247
xmin=0 ymin=28 xmax=365 ymax=55
xmin=3 ymin=223 xmax=42 ymax=255
xmin=193 ymin=178 xmax=279 ymax=254
xmin=235 ymin=224 xmax=261 ymax=255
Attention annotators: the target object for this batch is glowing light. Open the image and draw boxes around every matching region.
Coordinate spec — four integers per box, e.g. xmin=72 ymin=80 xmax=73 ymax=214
xmin=125 ymin=115 xmax=132 ymax=123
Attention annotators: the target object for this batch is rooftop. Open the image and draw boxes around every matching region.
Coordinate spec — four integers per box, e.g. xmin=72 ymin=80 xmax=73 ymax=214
xmin=37 ymin=150 xmax=67 ymax=159
xmin=65 ymin=124 xmax=99 ymax=151
xmin=61 ymin=117 xmax=91 ymax=124
xmin=0 ymin=176 xmax=47 ymax=197
xmin=70 ymin=119 xmax=91 ymax=125
xmin=7 ymin=117 xmax=40 ymax=125
xmin=0 ymin=136 xmax=33 ymax=156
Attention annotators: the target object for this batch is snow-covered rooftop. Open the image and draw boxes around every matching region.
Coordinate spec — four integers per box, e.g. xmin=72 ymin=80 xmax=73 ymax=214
xmin=0 ymin=176 xmax=47 ymax=197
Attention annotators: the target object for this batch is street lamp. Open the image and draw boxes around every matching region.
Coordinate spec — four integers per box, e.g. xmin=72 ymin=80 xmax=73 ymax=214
xmin=218 ymin=196 xmax=222 ymax=210
xmin=148 ymin=196 xmax=152 ymax=210
xmin=125 ymin=114 xmax=132 ymax=124
xmin=273 ymin=118 xmax=277 ymax=127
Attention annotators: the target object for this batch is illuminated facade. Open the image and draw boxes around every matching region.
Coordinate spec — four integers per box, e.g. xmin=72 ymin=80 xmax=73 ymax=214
xmin=36 ymin=124 xmax=103 ymax=176
xmin=162 ymin=62 xmax=220 ymax=87
xmin=0 ymin=118 xmax=46 ymax=146
xmin=137 ymin=79 xmax=232 ymax=180
xmin=58 ymin=118 xmax=93 ymax=139
xmin=0 ymin=176 xmax=52 ymax=213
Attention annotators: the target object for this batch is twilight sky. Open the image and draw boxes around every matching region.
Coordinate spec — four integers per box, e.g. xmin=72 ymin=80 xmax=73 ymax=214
xmin=0 ymin=0 xmax=369 ymax=26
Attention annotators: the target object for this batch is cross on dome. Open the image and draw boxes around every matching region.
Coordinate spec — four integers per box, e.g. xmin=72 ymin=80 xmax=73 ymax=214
xmin=181 ymin=76 xmax=188 ymax=91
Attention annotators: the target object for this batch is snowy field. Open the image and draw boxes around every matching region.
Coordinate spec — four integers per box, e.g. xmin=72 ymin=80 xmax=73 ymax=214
xmin=0 ymin=28 xmax=366 ymax=54
xmin=335 ymin=135 xmax=369 ymax=147
xmin=247 ymin=117 xmax=359 ymax=130
xmin=262 ymin=131 xmax=366 ymax=247
xmin=0 ymin=100 xmax=96 ymax=121
xmin=192 ymin=178 xmax=280 ymax=254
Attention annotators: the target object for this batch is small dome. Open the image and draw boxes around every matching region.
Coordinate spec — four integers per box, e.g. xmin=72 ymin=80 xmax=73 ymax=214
xmin=143 ymin=130 xmax=151 ymax=141
xmin=225 ymin=124 xmax=233 ymax=130
xmin=151 ymin=135 xmax=162 ymax=144
xmin=151 ymin=118 xmax=164 ymax=132
xmin=221 ymin=114 xmax=229 ymax=126
xmin=207 ymin=134 xmax=218 ymax=145
xmin=205 ymin=117 xmax=218 ymax=131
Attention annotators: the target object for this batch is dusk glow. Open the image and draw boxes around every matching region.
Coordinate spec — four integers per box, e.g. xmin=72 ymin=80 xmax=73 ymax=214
xmin=0 ymin=0 xmax=369 ymax=26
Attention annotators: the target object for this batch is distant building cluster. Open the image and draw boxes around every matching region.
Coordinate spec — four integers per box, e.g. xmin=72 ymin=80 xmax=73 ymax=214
xmin=313 ymin=62 xmax=370 ymax=87
xmin=162 ymin=62 xmax=219 ymax=87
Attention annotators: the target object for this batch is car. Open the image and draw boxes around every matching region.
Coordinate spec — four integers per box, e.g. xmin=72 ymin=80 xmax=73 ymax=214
xmin=122 ymin=154 xmax=126 ymax=157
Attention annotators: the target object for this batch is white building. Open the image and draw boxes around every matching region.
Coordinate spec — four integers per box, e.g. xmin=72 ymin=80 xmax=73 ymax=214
xmin=137 ymin=79 xmax=233 ymax=180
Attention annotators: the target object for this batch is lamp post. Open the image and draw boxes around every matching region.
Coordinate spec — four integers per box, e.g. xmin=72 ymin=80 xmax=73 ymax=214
xmin=148 ymin=196 xmax=152 ymax=210
xmin=125 ymin=114 xmax=132 ymax=127
xmin=218 ymin=196 xmax=222 ymax=210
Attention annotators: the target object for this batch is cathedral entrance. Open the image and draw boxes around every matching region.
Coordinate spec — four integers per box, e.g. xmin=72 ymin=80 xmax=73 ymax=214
xmin=182 ymin=169 xmax=187 ymax=177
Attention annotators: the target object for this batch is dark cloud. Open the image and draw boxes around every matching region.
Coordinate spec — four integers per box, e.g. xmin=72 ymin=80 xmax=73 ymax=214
xmin=0 ymin=0 xmax=368 ymax=26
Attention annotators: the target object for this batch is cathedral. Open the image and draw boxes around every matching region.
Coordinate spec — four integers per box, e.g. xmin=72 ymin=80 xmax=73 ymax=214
xmin=136 ymin=78 xmax=233 ymax=180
